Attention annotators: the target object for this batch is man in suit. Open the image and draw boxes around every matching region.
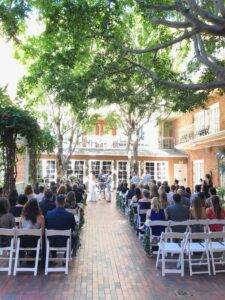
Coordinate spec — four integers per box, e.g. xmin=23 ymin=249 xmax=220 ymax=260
xmin=45 ymin=194 xmax=76 ymax=252
xmin=166 ymin=193 xmax=189 ymax=232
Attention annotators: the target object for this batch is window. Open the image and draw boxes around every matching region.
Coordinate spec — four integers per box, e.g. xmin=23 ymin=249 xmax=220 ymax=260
xmin=145 ymin=162 xmax=155 ymax=179
xmin=209 ymin=103 xmax=219 ymax=133
xmin=145 ymin=161 xmax=168 ymax=182
xmin=74 ymin=161 xmax=84 ymax=179
xmin=193 ymin=160 xmax=204 ymax=186
xmin=102 ymin=161 xmax=112 ymax=173
xmin=194 ymin=103 xmax=220 ymax=137
xmin=118 ymin=161 xmax=128 ymax=181
xmin=45 ymin=160 xmax=56 ymax=182
xmin=90 ymin=161 xmax=101 ymax=176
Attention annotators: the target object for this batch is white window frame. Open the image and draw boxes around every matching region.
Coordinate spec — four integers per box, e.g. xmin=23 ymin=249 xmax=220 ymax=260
xmin=42 ymin=159 xmax=56 ymax=183
xmin=144 ymin=161 xmax=168 ymax=182
xmin=117 ymin=161 xmax=128 ymax=182
xmin=73 ymin=160 xmax=85 ymax=179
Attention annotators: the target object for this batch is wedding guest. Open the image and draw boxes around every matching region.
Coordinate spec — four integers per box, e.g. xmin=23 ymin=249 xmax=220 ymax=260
xmin=36 ymin=186 xmax=45 ymax=203
xmin=206 ymin=195 xmax=225 ymax=232
xmin=11 ymin=194 xmax=28 ymax=217
xmin=24 ymin=185 xmax=35 ymax=201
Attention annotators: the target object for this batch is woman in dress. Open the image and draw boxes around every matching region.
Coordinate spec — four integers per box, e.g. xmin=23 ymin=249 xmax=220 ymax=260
xmin=87 ymin=172 xmax=98 ymax=202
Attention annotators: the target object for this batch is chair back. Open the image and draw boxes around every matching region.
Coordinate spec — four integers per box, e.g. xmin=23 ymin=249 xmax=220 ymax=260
xmin=16 ymin=228 xmax=42 ymax=237
xmin=208 ymin=219 xmax=225 ymax=225
xmin=208 ymin=231 xmax=225 ymax=240
xmin=148 ymin=221 xmax=169 ymax=227
xmin=162 ymin=231 xmax=186 ymax=240
xmin=45 ymin=229 xmax=71 ymax=237
xmin=15 ymin=217 xmax=21 ymax=224
xmin=0 ymin=228 xmax=15 ymax=237
xmin=187 ymin=232 xmax=209 ymax=241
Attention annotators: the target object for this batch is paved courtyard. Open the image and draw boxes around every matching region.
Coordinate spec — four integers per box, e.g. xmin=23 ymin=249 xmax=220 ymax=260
xmin=1 ymin=199 xmax=225 ymax=300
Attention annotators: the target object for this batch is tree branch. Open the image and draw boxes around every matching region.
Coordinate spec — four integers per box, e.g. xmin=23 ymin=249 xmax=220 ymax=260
xmin=151 ymin=17 xmax=192 ymax=28
xmin=125 ymin=58 xmax=225 ymax=91
xmin=124 ymin=29 xmax=199 ymax=54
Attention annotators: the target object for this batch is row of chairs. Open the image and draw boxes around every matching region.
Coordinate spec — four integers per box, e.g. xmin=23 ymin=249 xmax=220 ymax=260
xmin=0 ymin=228 xmax=71 ymax=276
xmin=156 ymin=231 xmax=225 ymax=277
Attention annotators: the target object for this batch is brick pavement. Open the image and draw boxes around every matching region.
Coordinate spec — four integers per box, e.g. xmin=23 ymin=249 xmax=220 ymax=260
xmin=0 ymin=198 xmax=225 ymax=300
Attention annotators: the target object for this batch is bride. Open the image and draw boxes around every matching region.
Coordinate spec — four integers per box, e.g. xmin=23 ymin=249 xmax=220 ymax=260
xmin=87 ymin=172 xmax=98 ymax=202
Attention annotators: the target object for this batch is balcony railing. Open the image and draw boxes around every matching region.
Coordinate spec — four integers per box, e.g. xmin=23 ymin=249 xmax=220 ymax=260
xmin=158 ymin=137 xmax=175 ymax=149
xmin=76 ymin=136 xmax=149 ymax=151
xmin=177 ymin=122 xmax=220 ymax=144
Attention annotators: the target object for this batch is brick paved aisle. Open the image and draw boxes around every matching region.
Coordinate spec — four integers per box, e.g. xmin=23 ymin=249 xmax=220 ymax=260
xmin=1 ymin=198 xmax=225 ymax=300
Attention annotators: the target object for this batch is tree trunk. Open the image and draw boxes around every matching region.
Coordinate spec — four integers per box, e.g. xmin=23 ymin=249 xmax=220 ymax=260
xmin=132 ymin=129 xmax=140 ymax=174
xmin=56 ymin=134 xmax=64 ymax=178
xmin=29 ymin=148 xmax=38 ymax=187
xmin=2 ymin=131 xmax=17 ymax=195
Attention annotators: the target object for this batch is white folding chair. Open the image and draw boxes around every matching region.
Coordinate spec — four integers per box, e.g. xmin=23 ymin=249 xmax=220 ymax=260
xmin=169 ymin=221 xmax=189 ymax=234
xmin=156 ymin=232 xmax=186 ymax=276
xmin=45 ymin=229 xmax=71 ymax=275
xmin=188 ymin=220 xmax=209 ymax=233
xmin=0 ymin=228 xmax=15 ymax=275
xmin=208 ymin=219 xmax=225 ymax=232
xmin=208 ymin=231 xmax=225 ymax=275
xmin=147 ymin=221 xmax=169 ymax=255
xmin=66 ymin=208 xmax=80 ymax=225
xmin=13 ymin=229 xmax=42 ymax=276
xmin=185 ymin=232 xmax=211 ymax=276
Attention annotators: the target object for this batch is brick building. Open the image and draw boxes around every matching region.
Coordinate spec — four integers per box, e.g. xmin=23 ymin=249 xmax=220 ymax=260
xmin=16 ymin=92 xmax=225 ymax=190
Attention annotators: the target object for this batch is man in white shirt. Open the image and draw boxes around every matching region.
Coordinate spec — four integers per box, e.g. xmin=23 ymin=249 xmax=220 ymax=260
xmin=142 ymin=171 xmax=151 ymax=185
xmin=35 ymin=186 xmax=45 ymax=203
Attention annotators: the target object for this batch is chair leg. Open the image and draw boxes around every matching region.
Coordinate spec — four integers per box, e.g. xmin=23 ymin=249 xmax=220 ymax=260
xmin=206 ymin=250 xmax=211 ymax=275
xmin=8 ymin=239 xmax=14 ymax=276
xmin=181 ymin=252 xmax=184 ymax=277
xmin=162 ymin=250 xmax=165 ymax=277
xmin=65 ymin=239 xmax=69 ymax=275
xmin=13 ymin=238 xmax=20 ymax=276
xmin=45 ymin=240 xmax=49 ymax=275
xmin=34 ymin=239 xmax=40 ymax=276
xmin=210 ymin=250 xmax=216 ymax=275
xmin=156 ymin=247 xmax=161 ymax=269
xmin=188 ymin=250 xmax=192 ymax=276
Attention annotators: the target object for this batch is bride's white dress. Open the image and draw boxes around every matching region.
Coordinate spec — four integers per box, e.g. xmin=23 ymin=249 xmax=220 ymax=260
xmin=87 ymin=174 xmax=98 ymax=202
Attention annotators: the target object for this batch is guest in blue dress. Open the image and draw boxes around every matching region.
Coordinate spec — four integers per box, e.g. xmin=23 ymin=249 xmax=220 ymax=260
xmin=147 ymin=197 xmax=166 ymax=236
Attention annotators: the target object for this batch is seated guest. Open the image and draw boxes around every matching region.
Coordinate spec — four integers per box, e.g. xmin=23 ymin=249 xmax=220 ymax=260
xmin=45 ymin=195 xmax=76 ymax=250
xmin=158 ymin=185 xmax=165 ymax=195
xmin=167 ymin=185 xmax=176 ymax=205
xmin=11 ymin=194 xmax=28 ymax=217
xmin=57 ymin=185 xmax=66 ymax=195
xmin=190 ymin=184 xmax=202 ymax=205
xmin=65 ymin=191 xmax=77 ymax=209
xmin=35 ymin=186 xmax=45 ymax=203
xmin=73 ymin=184 xmax=83 ymax=203
xmin=24 ymin=185 xmax=35 ymax=201
xmin=19 ymin=199 xmax=44 ymax=257
xmin=174 ymin=179 xmax=179 ymax=191
xmin=39 ymin=190 xmax=56 ymax=216
xmin=150 ymin=184 xmax=159 ymax=199
xmin=121 ymin=181 xmax=128 ymax=195
xmin=206 ymin=195 xmax=225 ymax=232
xmin=177 ymin=189 xmax=190 ymax=207
xmin=0 ymin=197 xmax=15 ymax=228
xmin=8 ymin=188 xmax=18 ymax=207
xmin=146 ymin=197 xmax=166 ymax=236
xmin=205 ymin=187 xmax=217 ymax=208
xmin=185 ymin=187 xmax=191 ymax=199
xmin=0 ymin=198 xmax=15 ymax=247
xmin=159 ymin=192 xmax=168 ymax=209
xmin=126 ymin=184 xmax=136 ymax=203
xmin=189 ymin=196 xmax=207 ymax=232
xmin=166 ymin=194 xmax=189 ymax=232
xmin=198 ymin=192 xmax=206 ymax=208
xmin=131 ymin=188 xmax=142 ymax=204
xmin=20 ymin=199 xmax=45 ymax=230
xmin=137 ymin=190 xmax=151 ymax=231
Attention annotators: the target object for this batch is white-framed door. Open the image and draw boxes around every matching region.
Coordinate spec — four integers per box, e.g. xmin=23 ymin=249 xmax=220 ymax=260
xmin=89 ymin=160 xmax=113 ymax=176
xmin=42 ymin=159 xmax=57 ymax=183
xmin=174 ymin=163 xmax=187 ymax=186
xmin=73 ymin=160 xmax=85 ymax=179
xmin=193 ymin=160 xmax=204 ymax=186
xmin=117 ymin=161 xmax=128 ymax=182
